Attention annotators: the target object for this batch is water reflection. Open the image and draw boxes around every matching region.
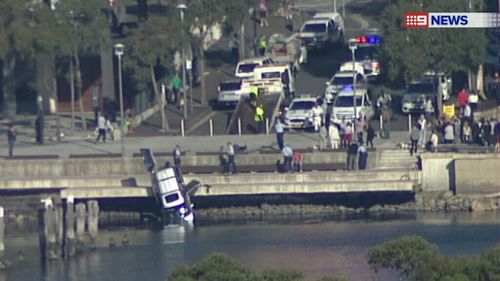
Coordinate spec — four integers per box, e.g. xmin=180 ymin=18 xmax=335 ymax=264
xmin=2 ymin=212 xmax=500 ymax=281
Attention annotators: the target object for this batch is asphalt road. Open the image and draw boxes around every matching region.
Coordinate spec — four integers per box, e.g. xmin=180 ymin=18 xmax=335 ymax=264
xmin=133 ymin=0 xmax=414 ymax=137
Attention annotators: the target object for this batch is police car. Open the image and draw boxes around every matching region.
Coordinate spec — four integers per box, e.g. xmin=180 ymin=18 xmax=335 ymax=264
xmin=332 ymin=85 xmax=374 ymax=122
xmin=353 ymin=31 xmax=382 ymax=82
xmin=297 ymin=12 xmax=344 ymax=49
xmin=324 ymin=70 xmax=366 ymax=104
xmin=283 ymin=96 xmax=318 ymax=130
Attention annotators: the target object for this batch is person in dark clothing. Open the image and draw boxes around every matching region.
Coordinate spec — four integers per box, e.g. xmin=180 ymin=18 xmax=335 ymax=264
xmin=483 ymin=120 xmax=492 ymax=146
xmin=7 ymin=124 xmax=16 ymax=157
xmin=358 ymin=141 xmax=368 ymax=170
xmin=35 ymin=116 xmax=43 ymax=145
xmin=410 ymin=123 xmax=420 ymax=156
xmin=346 ymin=141 xmax=359 ymax=170
xmin=366 ymin=124 xmax=375 ymax=148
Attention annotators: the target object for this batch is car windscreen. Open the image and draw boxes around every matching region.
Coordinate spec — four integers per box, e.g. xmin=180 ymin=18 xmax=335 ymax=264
xmin=261 ymin=72 xmax=281 ymax=79
xmin=238 ymin=63 xmax=258 ymax=73
xmin=407 ymin=83 xmax=435 ymax=94
xmin=331 ymin=76 xmax=354 ymax=85
xmin=302 ymin=23 xmax=326 ymax=33
xmin=334 ymin=96 xmax=362 ymax=107
xmin=355 ymin=46 xmax=377 ymax=60
xmin=290 ymin=101 xmax=315 ymax=110
xmin=219 ymin=82 xmax=241 ymax=91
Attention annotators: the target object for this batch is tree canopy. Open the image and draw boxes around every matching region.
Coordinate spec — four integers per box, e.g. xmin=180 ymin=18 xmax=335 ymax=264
xmin=379 ymin=0 xmax=488 ymax=83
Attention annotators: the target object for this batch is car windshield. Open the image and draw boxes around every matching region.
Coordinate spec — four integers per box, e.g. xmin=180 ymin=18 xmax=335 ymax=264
xmin=408 ymin=83 xmax=435 ymax=94
xmin=238 ymin=63 xmax=258 ymax=73
xmin=334 ymin=96 xmax=362 ymax=107
xmin=219 ymin=82 xmax=241 ymax=91
xmin=302 ymin=23 xmax=326 ymax=33
xmin=290 ymin=101 xmax=315 ymax=110
xmin=331 ymin=76 xmax=354 ymax=85
xmin=261 ymin=72 xmax=281 ymax=79
xmin=355 ymin=46 xmax=377 ymax=60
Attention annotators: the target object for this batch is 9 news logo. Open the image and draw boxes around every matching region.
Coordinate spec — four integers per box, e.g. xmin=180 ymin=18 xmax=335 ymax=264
xmin=404 ymin=12 xmax=428 ymax=28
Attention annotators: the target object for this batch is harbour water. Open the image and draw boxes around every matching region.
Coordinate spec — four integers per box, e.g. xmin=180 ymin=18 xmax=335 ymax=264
xmin=2 ymin=211 xmax=500 ymax=281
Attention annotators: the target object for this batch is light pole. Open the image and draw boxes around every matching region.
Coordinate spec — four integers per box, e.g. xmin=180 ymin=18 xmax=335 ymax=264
xmin=177 ymin=2 xmax=188 ymax=119
xmin=333 ymin=0 xmax=337 ymax=12
xmin=114 ymin=43 xmax=126 ymax=157
xmin=348 ymin=38 xmax=358 ymax=134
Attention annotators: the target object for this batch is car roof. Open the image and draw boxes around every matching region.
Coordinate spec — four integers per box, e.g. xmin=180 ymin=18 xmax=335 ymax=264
xmin=303 ymin=19 xmax=330 ymax=25
xmin=219 ymin=80 xmax=241 ymax=84
xmin=337 ymin=87 xmax=368 ymax=96
xmin=334 ymin=71 xmax=361 ymax=77
xmin=313 ymin=12 xmax=342 ymax=20
xmin=237 ymin=56 xmax=271 ymax=64
xmin=291 ymin=97 xmax=317 ymax=103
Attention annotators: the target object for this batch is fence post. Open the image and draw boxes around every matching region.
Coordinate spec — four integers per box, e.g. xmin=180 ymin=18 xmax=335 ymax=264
xmin=265 ymin=118 xmax=270 ymax=135
xmin=238 ymin=118 xmax=242 ymax=136
xmin=181 ymin=119 xmax=185 ymax=137
xmin=209 ymin=118 xmax=214 ymax=136
xmin=379 ymin=114 xmax=384 ymax=131
xmin=408 ymin=114 xmax=412 ymax=132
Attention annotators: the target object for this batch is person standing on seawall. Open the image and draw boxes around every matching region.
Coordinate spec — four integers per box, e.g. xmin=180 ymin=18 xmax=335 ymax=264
xmin=7 ymin=123 xmax=16 ymax=158
xmin=358 ymin=141 xmax=368 ymax=170
xmin=275 ymin=118 xmax=285 ymax=150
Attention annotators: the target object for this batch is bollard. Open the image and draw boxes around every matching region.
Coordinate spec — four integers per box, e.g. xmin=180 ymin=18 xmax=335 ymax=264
xmin=238 ymin=118 xmax=242 ymax=136
xmin=209 ymin=119 xmax=214 ymax=136
xmin=265 ymin=118 xmax=269 ymax=135
xmin=181 ymin=119 xmax=185 ymax=137
xmin=408 ymin=114 xmax=412 ymax=132
xmin=64 ymin=197 xmax=76 ymax=258
xmin=75 ymin=203 xmax=86 ymax=254
xmin=379 ymin=114 xmax=383 ymax=131
xmin=87 ymin=201 xmax=99 ymax=250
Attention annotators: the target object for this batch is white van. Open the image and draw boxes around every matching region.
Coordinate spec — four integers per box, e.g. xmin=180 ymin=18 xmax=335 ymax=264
xmin=252 ymin=64 xmax=295 ymax=97
xmin=235 ymin=56 xmax=275 ymax=79
xmin=332 ymin=85 xmax=374 ymax=122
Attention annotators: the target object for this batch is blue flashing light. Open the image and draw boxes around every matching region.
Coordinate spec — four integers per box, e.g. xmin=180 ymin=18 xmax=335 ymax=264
xmin=367 ymin=35 xmax=381 ymax=44
xmin=342 ymin=85 xmax=353 ymax=92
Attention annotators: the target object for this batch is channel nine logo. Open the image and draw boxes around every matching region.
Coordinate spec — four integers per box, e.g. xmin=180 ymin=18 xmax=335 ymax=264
xmin=405 ymin=12 xmax=500 ymax=28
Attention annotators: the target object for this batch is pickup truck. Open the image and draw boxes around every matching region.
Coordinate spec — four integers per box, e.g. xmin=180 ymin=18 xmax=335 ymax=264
xmin=297 ymin=12 xmax=344 ymax=49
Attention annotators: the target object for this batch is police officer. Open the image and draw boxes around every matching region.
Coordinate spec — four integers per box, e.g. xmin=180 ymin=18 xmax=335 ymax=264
xmin=255 ymin=104 xmax=265 ymax=134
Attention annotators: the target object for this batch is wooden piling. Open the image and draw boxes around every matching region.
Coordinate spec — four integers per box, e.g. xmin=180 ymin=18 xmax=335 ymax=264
xmin=42 ymin=199 xmax=59 ymax=260
xmin=87 ymin=201 xmax=99 ymax=250
xmin=0 ymin=207 xmax=7 ymax=269
xmin=64 ymin=197 xmax=76 ymax=258
xmin=75 ymin=203 xmax=86 ymax=254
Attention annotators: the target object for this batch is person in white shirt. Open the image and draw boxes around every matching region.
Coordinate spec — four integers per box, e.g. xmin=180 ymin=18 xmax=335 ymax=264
xmin=430 ymin=130 xmax=439 ymax=152
xmin=310 ymin=104 xmax=323 ymax=132
xmin=468 ymin=90 xmax=479 ymax=121
xmin=96 ymin=114 xmax=107 ymax=143
xmin=463 ymin=104 xmax=472 ymax=123
xmin=329 ymin=123 xmax=340 ymax=149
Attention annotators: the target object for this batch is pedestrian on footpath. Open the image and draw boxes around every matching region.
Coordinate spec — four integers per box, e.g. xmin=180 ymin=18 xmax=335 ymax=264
xmin=255 ymin=103 xmax=265 ymax=134
xmin=381 ymin=107 xmax=392 ymax=139
xmin=355 ymin=116 xmax=365 ymax=143
xmin=444 ymin=121 xmax=454 ymax=144
xmin=358 ymin=141 xmax=368 ymax=170
xmin=339 ymin=117 xmax=346 ymax=148
xmin=329 ymin=122 xmax=340 ymax=150
xmin=418 ymin=114 xmax=427 ymax=148
xmin=468 ymin=90 xmax=479 ymax=121
xmin=424 ymin=97 xmax=434 ymax=121
xmin=457 ymin=86 xmax=469 ymax=115
xmin=410 ymin=123 xmax=420 ymax=156
xmin=275 ymin=118 xmax=285 ymax=150
xmin=35 ymin=115 xmax=43 ymax=145
xmin=258 ymin=0 xmax=269 ymax=27
xmin=7 ymin=123 xmax=16 ymax=158
xmin=366 ymin=123 xmax=375 ymax=149
xmin=311 ymin=103 xmax=323 ymax=132
xmin=229 ymin=33 xmax=240 ymax=64
xmin=430 ymin=130 xmax=439 ymax=152
xmin=319 ymin=124 xmax=328 ymax=150
xmin=344 ymin=121 xmax=353 ymax=147
xmin=346 ymin=141 xmax=358 ymax=170
xmin=281 ymin=143 xmax=293 ymax=173
xmin=173 ymin=144 xmax=182 ymax=168
xmin=225 ymin=141 xmax=237 ymax=174
xmin=95 ymin=113 xmax=107 ymax=144
xmin=292 ymin=150 xmax=303 ymax=172
xmin=170 ymin=73 xmax=182 ymax=105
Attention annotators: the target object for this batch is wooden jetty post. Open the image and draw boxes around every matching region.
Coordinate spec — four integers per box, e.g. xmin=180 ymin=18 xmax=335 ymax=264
xmin=38 ymin=198 xmax=60 ymax=260
xmin=63 ymin=197 xmax=76 ymax=258
xmin=87 ymin=201 xmax=99 ymax=250
xmin=75 ymin=203 xmax=86 ymax=253
xmin=0 ymin=207 xmax=7 ymax=268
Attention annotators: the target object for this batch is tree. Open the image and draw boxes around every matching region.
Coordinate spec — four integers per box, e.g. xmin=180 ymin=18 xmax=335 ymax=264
xmin=379 ymin=0 xmax=487 ymax=84
xmin=367 ymin=235 xmax=438 ymax=279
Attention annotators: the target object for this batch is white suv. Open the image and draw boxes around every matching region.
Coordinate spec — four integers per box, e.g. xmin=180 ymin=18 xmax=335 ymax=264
xmin=332 ymin=86 xmax=373 ymax=122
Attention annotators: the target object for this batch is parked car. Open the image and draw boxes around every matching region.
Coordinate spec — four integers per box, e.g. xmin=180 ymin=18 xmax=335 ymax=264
xmin=235 ymin=56 xmax=275 ymax=79
xmin=332 ymin=85 xmax=374 ymax=122
xmin=324 ymin=70 xmax=366 ymax=104
xmin=283 ymin=96 xmax=317 ymax=130
xmin=217 ymin=80 xmax=245 ymax=106
xmin=353 ymin=31 xmax=382 ymax=83
xmin=401 ymin=79 xmax=436 ymax=114
xmin=297 ymin=12 xmax=344 ymax=49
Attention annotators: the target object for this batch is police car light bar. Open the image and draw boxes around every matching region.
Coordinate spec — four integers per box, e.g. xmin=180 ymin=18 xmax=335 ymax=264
xmin=355 ymin=35 xmax=381 ymax=44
